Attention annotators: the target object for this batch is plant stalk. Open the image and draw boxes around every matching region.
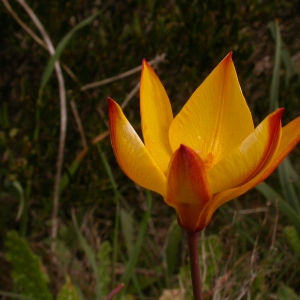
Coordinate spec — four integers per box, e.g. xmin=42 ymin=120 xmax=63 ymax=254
xmin=187 ymin=231 xmax=203 ymax=300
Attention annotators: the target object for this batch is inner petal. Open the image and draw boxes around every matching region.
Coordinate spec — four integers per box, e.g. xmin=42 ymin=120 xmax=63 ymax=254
xmin=169 ymin=53 xmax=254 ymax=167
xmin=207 ymin=108 xmax=284 ymax=194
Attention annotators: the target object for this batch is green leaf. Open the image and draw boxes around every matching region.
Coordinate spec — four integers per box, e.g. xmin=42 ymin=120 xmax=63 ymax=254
xmin=5 ymin=231 xmax=52 ymax=300
xmin=120 ymin=208 xmax=135 ymax=257
xmin=284 ymin=226 xmax=300 ymax=258
xmin=118 ymin=191 xmax=152 ymax=298
xmin=278 ymin=158 xmax=300 ymax=214
xmin=97 ymin=241 xmax=112 ymax=297
xmin=268 ymin=20 xmax=281 ymax=111
xmin=72 ymin=214 xmax=102 ymax=300
xmin=277 ymin=283 xmax=298 ymax=300
xmin=57 ymin=276 xmax=80 ymax=300
xmin=164 ymin=221 xmax=183 ymax=277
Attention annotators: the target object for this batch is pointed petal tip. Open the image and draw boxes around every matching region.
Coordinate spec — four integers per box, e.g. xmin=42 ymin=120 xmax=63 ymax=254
xmin=108 ymin=97 xmax=118 ymax=113
xmin=270 ymin=107 xmax=285 ymax=123
xmin=178 ymin=144 xmax=194 ymax=155
xmin=224 ymin=51 xmax=233 ymax=62
xmin=142 ymin=58 xmax=150 ymax=70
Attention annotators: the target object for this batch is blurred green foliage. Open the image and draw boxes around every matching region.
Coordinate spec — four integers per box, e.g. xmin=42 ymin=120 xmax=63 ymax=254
xmin=5 ymin=231 xmax=52 ymax=300
xmin=1 ymin=0 xmax=300 ymax=298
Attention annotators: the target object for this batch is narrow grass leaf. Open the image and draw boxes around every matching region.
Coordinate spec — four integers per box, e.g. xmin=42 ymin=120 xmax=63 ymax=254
xmin=118 ymin=191 xmax=152 ymax=297
xmin=256 ymin=182 xmax=300 ymax=233
xmin=284 ymin=157 xmax=300 ymax=192
xmin=10 ymin=180 xmax=25 ymax=221
xmin=281 ymin=48 xmax=297 ymax=87
xmin=120 ymin=208 xmax=135 ymax=257
xmin=97 ymin=143 xmax=120 ymax=287
xmin=40 ymin=11 xmax=100 ymax=91
xmin=72 ymin=213 xmax=102 ymax=300
xmin=269 ymin=20 xmax=300 ymax=213
xmin=0 ymin=291 xmax=38 ymax=300
xmin=164 ymin=221 xmax=183 ymax=277
xmin=97 ymin=241 xmax=112 ymax=297
xmin=278 ymin=159 xmax=300 ymax=213
xmin=268 ymin=20 xmax=281 ymax=111
xmin=283 ymin=226 xmax=300 ymax=258
xmin=59 ymin=149 xmax=87 ymax=194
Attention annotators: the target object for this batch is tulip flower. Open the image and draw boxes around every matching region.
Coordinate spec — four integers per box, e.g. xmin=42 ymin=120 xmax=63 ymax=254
xmin=108 ymin=52 xmax=300 ymax=232
xmin=108 ymin=53 xmax=300 ymax=299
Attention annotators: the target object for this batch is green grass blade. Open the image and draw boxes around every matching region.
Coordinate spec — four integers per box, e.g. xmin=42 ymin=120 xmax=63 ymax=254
xmin=0 ymin=291 xmax=39 ymax=300
xmin=269 ymin=20 xmax=300 ymax=213
xmin=59 ymin=149 xmax=87 ymax=194
xmin=163 ymin=221 xmax=183 ymax=278
xmin=96 ymin=144 xmax=118 ymax=192
xmin=40 ymin=11 xmax=100 ymax=91
xmin=284 ymin=226 xmax=300 ymax=258
xmin=255 ymin=182 xmax=300 ymax=234
xmin=281 ymin=47 xmax=297 ymax=87
xmin=59 ymin=160 xmax=81 ymax=194
xmin=97 ymin=241 xmax=112 ymax=297
xmin=96 ymin=143 xmax=120 ymax=287
xmin=9 ymin=180 xmax=25 ymax=221
xmin=268 ymin=20 xmax=281 ymax=111
xmin=278 ymin=159 xmax=300 ymax=213
xmin=284 ymin=157 xmax=300 ymax=192
xmin=118 ymin=191 xmax=152 ymax=297
xmin=72 ymin=213 xmax=102 ymax=300
xmin=120 ymin=207 xmax=135 ymax=257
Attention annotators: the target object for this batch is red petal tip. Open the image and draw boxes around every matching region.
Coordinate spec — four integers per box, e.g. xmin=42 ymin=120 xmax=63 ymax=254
xmin=108 ymin=97 xmax=115 ymax=105
xmin=178 ymin=144 xmax=193 ymax=153
xmin=142 ymin=58 xmax=149 ymax=70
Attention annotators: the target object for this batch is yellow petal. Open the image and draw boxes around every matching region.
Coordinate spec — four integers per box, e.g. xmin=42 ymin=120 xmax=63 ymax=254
xmin=140 ymin=60 xmax=173 ymax=174
xmin=169 ymin=53 xmax=254 ymax=169
xmin=165 ymin=145 xmax=212 ymax=232
xmin=208 ymin=108 xmax=283 ymax=194
xmin=108 ymin=98 xmax=166 ymax=195
xmin=204 ymin=115 xmax=300 ymax=225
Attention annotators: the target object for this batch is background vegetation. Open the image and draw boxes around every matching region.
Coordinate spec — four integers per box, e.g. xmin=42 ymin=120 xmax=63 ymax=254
xmin=1 ymin=0 xmax=300 ymax=299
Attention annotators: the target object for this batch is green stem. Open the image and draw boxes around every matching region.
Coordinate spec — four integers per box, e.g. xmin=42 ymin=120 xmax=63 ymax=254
xmin=187 ymin=231 xmax=203 ymax=300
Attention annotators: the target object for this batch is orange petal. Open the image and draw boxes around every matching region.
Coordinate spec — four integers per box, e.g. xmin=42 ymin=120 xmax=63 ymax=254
xmin=207 ymin=108 xmax=283 ymax=194
xmin=169 ymin=53 xmax=254 ymax=169
xmin=108 ymin=98 xmax=166 ymax=195
xmin=204 ymin=115 xmax=300 ymax=225
xmin=140 ymin=60 xmax=173 ymax=174
xmin=165 ymin=145 xmax=212 ymax=232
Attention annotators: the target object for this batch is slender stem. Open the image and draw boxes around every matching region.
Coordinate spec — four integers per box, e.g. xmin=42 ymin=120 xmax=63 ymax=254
xmin=187 ymin=231 xmax=203 ymax=300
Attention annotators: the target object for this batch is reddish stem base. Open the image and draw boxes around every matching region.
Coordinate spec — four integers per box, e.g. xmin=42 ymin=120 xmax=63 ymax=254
xmin=187 ymin=231 xmax=203 ymax=300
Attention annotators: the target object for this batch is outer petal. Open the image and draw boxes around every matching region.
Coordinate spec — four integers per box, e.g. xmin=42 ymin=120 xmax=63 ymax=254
xmin=165 ymin=145 xmax=212 ymax=232
xmin=204 ymin=115 xmax=300 ymax=226
xmin=207 ymin=108 xmax=283 ymax=194
xmin=140 ymin=60 xmax=173 ymax=174
xmin=169 ymin=53 xmax=254 ymax=169
xmin=108 ymin=98 xmax=166 ymax=195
